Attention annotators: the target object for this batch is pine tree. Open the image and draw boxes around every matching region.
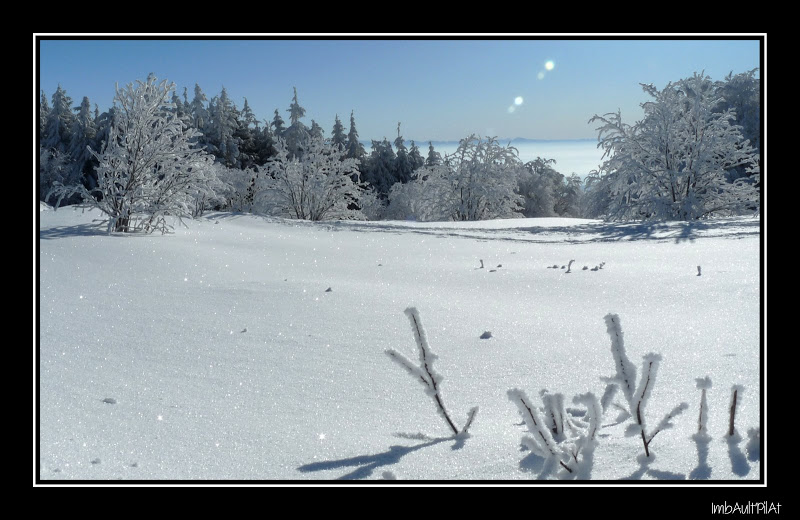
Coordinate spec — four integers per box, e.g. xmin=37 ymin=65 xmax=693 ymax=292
xmin=68 ymin=96 xmax=97 ymax=188
xmin=364 ymin=138 xmax=397 ymax=196
xmin=408 ymin=140 xmax=425 ymax=172
xmin=394 ymin=122 xmax=413 ymax=184
xmin=284 ymin=87 xmax=309 ymax=159
xmin=43 ymin=85 xmax=76 ymax=152
xmin=309 ymin=120 xmax=324 ymax=140
xmin=235 ymin=98 xmax=259 ymax=169
xmin=207 ymin=87 xmax=240 ymax=167
xmin=346 ymin=110 xmax=366 ymax=162
xmin=39 ymin=90 xmax=50 ymax=140
xmin=331 ymin=114 xmax=347 ymax=151
xmin=425 ymin=141 xmax=442 ymax=167
xmin=287 ymin=86 xmax=305 ymax=125
xmin=190 ymin=83 xmax=209 ymax=135
xmin=272 ymin=109 xmax=286 ymax=138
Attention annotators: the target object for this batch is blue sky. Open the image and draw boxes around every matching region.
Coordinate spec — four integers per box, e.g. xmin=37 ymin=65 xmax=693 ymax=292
xmin=37 ymin=36 xmax=762 ymax=142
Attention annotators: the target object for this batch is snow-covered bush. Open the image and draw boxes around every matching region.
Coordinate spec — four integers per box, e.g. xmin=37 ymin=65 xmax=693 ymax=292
xmin=600 ymin=313 xmax=688 ymax=461
xmin=386 ymin=307 xmax=478 ymax=436
xmin=47 ymin=75 xmax=218 ymax=233
xmin=386 ymin=135 xmax=524 ymax=222
xmin=257 ymin=135 xmax=365 ymax=221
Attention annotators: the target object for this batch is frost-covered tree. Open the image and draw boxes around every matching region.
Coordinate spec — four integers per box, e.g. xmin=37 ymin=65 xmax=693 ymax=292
xmin=257 ymin=134 xmax=364 ymax=221
xmin=171 ymin=89 xmax=192 ymax=129
xmin=517 ymin=157 xmax=559 ymax=218
xmin=589 ymin=72 xmax=760 ymax=220
xmin=234 ymin=98 xmax=259 ymax=169
xmin=190 ymin=83 xmax=210 ymax=135
xmin=48 ymin=76 xmax=218 ymax=234
xmin=715 ymin=68 xmax=760 ymax=184
xmin=555 ymin=174 xmax=583 ymax=217
xmin=207 ymin=87 xmax=240 ymax=167
xmin=283 ymin=87 xmax=310 ymax=159
xmin=363 ymin=138 xmax=397 ymax=196
xmin=389 ymin=135 xmax=523 ymax=221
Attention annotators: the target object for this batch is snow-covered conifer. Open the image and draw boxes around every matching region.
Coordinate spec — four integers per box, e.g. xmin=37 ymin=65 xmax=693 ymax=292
xmin=42 ymin=85 xmax=76 ymax=153
xmin=330 ymin=114 xmax=347 ymax=151
xmin=346 ymin=110 xmax=366 ymax=162
xmin=425 ymin=141 xmax=441 ymax=167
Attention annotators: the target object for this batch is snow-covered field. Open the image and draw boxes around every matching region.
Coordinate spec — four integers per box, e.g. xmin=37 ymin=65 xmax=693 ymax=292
xmin=36 ymin=204 xmax=762 ymax=483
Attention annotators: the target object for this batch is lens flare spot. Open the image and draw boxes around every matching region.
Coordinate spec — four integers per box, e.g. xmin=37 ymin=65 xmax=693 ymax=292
xmin=537 ymin=71 xmax=545 ymax=80
xmin=514 ymin=96 xmax=523 ymax=105
xmin=545 ymin=60 xmax=555 ymax=71
xmin=507 ymin=105 xmax=516 ymax=114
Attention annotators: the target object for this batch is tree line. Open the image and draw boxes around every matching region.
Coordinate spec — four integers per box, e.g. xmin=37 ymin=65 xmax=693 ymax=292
xmin=39 ymin=69 xmax=760 ymax=231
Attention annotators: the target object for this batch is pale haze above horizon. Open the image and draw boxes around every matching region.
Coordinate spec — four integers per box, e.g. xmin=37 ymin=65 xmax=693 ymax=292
xmin=37 ymin=36 xmax=763 ymax=143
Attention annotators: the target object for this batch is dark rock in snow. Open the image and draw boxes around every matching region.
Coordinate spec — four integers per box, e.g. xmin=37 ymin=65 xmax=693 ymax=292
xmin=102 ymin=398 xmax=116 ymax=404
xmin=325 ymin=287 xmax=333 ymax=292
xmin=480 ymin=331 xmax=492 ymax=339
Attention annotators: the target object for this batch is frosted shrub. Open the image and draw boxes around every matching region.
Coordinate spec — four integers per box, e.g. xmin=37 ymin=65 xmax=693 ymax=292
xmin=48 ymin=75 xmax=218 ymax=234
xmin=386 ymin=307 xmax=478 ymax=436
xmin=600 ymin=313 xmax=688 ymax=461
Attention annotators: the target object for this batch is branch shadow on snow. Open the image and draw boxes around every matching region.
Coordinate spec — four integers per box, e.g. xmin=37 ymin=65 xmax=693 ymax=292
xmin=620 ymin=459 xmax=686 ymax=481
xmin=727 ymin=436 xmax=751 ymax=477
xmin=297 ymin=433 xmax=464 ymax=480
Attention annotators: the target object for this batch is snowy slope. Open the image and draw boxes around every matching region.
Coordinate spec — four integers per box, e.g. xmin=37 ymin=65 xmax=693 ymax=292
xmin=37 ymin=206 xmax=762 ymax=482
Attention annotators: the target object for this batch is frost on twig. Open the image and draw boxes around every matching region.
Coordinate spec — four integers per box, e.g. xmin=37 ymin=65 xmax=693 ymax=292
xmin=386 ymin=307 xmax=478 ymax=436
xmin=695 ymin=376 xmax=712 ymax=437
xmin=600 ymin=313 xmax=688 ymax=460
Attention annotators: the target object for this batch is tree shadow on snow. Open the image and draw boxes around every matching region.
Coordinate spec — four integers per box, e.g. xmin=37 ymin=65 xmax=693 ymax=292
xmin=39 ymin=221 xmax=110 ymax=240
xmin=297 ymin=434 xmax=465 ymax=480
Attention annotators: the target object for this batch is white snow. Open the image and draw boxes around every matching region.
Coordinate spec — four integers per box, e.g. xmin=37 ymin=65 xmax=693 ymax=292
xmin=36 ymin=206 xmax=762 ymax=482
